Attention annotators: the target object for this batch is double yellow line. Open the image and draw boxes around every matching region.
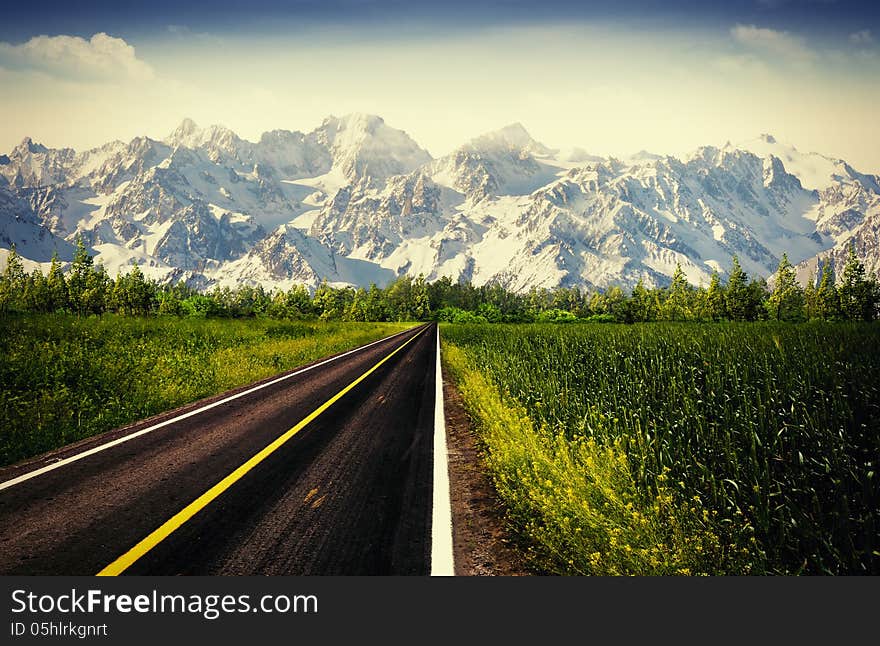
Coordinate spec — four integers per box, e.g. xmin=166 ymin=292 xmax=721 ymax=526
xmin=98 ymin=325 xmax=428 ymax=576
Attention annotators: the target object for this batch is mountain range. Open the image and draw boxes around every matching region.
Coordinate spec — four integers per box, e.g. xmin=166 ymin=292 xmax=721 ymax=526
xmin=2 ymin=114 xmax=878 ymax=292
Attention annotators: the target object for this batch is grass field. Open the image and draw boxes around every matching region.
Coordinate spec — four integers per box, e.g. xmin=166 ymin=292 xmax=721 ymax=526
xmin=0 ymin=314 xmax=409 ymax=467
xmin=442 ymin=322 xmax=880 ymax=575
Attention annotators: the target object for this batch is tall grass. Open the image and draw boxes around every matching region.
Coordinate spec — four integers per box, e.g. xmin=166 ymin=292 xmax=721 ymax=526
xmin=0 ymin=314 xmax=408 ymax=466
xmin=442 ymin=322 xmax=880 ymax=575
xmin=443 ymin=345 xmax=752 ymax=575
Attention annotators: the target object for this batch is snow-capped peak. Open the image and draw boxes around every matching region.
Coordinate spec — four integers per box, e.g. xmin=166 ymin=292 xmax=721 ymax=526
xmin=14 ymin=137 xmax=49 ymax=157
xmin=686 ymin=145 xmax=724 ymax=165
xmin=737 ymin=132 xmax=875 ymax=191
xmin=320 ymin=112 xmax=386 ymax=135
xmin=627 ymin=150 xmax=664 ymax=164
xmin=486 ymin=122 xmax=534 ymax=148
xmin=763 ymin=154 xmax=803 ymax=191
xmin=258 ymin=129 xmax=304 ymax=146
xmin=315 ymin=113 xmax=432 ymax=183
xmin=166 ymin=118 xmax=200 ymax=144
xmin=468 ymin=122 xmax=552 ymax=156
xmin=165 ymin=118 xmax=240 ymax=151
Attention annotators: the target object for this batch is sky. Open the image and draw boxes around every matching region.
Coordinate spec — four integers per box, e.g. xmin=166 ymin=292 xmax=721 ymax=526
xmin=1 ymin=0 xmax=879 ymax=171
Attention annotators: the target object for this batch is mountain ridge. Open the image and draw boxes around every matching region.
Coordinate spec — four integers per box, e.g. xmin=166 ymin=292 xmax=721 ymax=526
xmin=2 ymin=114 xmax=878 ymax=292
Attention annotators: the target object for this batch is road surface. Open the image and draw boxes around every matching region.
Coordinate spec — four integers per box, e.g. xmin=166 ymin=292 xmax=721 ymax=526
xmin=0 ymin=323 xmax=450 ymax=575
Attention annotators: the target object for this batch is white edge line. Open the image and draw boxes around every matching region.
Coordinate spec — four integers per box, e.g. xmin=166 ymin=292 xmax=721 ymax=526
xmin=0 ymin=325 xmax=420 ymax=492
xmin=431 ymin=325 xmax=455 ymax=576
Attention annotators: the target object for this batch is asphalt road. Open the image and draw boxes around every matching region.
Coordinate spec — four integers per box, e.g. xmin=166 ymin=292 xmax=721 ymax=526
xmin=0 ymin=323 xmax=440 ymax=575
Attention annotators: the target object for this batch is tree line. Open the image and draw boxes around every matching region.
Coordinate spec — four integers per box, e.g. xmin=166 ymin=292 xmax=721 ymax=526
xmin=1 ymin=238 xmax=877 ymax=323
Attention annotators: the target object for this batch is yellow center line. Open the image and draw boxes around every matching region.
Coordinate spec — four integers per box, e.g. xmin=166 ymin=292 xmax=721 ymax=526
xmin=97 ymin=324 xmax=428 ymax=576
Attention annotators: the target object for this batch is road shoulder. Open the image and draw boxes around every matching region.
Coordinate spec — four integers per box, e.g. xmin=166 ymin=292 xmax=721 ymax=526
xmin=442 ymin=370 xmax=531 ymax=576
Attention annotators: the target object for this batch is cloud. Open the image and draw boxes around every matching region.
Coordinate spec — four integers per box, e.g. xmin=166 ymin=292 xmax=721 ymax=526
xmin=0 ymin=33 xmax=154 ymax=81
xmin=849 ymin=30 xmax=874 ymax=45
xmin=730 ymin=24 xmax=814 ymax=62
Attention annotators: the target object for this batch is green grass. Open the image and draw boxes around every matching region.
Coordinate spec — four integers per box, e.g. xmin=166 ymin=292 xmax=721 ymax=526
xmin=0 ymin=314 xmax=409 ymax=467
xmin=442 ymin=322 xmax=880 ymax=575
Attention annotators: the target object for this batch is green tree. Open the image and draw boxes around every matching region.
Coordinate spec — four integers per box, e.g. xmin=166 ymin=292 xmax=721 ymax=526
xmin=427 ymin=275 xmax=453 ymax=312
xmin=411 ymin=274 xmax=431 ymax=320
xmin=313 ymin=281 xmax=352 ymax=321
xmin=662 ymin=264 xmax=692 ymax=321
xmin=83 ymin=263 xmax=111 ymax=314
xmin=0 ymin=244 xmax=26 ymax=313
xmin=588 ymin=290 xmax=607 ymax=317
xmin=816 ymin=260 xmax=839 ymax=320
xmin=704 ymin=272 xmax=727 ymax=321
xmin=629 ymin=279 xmax=656 ymax=322
xmin=803 ymin=271 xmax=820 ymax=320
xmin=476 ymin=302 xmax=502 ymax=323
xmin=46 ymin=251 xmax=69 ymax=312
xmin=277 ymin=284 xmax=314 ymax=319
xmin=725 ymin=255 xmax=749 ymax=321
xmin=23 ymin=268 xmax=50 ymax=312
xmin=527 ymin=286 xmax=552 ymax=317
xmin=765 ymin=253 xmax=804 ymax=321
xmin=157 ymin=282 xmax=195 ymax=316
xmin=345 ymin=288 xmax=369 ymax=321
xmin=181 ymin=294 xmax=222 ymax=317
xmin=252 ymin=285 xmax=271 ymax=317
xmin=67 ymin=235 xmax=95 ymax=315
xmin=208 ymin=287 xmax=233 ymax=317
xmin=158 ymin=290 xmax=183 ymax=316
xmin=364 ymin=284 xmax=387 ymax=321
xmin=838 ymin=245 xmax=875 ymax=321
xmin=604 ymin=285 xmax=628 ymax=322
xmin=112 ymin=264 xmax=156 ymax=316
xmin=385 ymin=275 xmax=414 ymax=320
xmin=746 ymin=278 xmax=769 ymax=321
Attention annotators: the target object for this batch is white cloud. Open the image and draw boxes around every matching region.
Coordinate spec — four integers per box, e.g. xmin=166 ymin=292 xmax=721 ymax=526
xmin=0 ymin=33 xmax=154 ymax=81
xmin=731 ymin=24 xmax=814 ymax=62
xmin=849 ymin=30 xmax=874 ymax=45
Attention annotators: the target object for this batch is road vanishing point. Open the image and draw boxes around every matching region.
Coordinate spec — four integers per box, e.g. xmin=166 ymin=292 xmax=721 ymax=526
xmin=0 ymin=323 xmax=455 ymax=575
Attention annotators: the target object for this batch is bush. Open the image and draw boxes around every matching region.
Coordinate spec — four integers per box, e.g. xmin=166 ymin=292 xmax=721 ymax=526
xmin=584 ymin=313 xmax=617 ymax=323
xmin=434 ymin=306 xmax=488 ymax=324
xmin=536 ymin=308 xmax=579 ymax=323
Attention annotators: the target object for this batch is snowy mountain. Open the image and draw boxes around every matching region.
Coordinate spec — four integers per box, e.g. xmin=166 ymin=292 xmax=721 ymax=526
xmin=315 ymin=113 xmax=432 ymax=184
xmin=2 ymin=115 xmax=878 ymax=292
xmin=0 ymin=175 xmax=74 ymax=264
